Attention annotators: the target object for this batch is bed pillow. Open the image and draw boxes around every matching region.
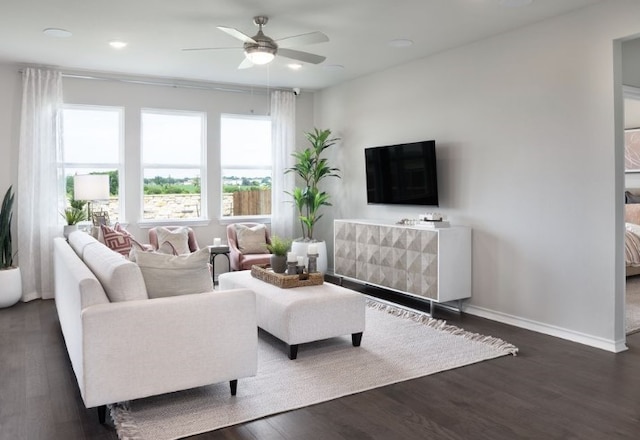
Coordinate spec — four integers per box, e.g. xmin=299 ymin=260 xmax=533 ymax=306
xmin=156 ymin=227 xmax=191 ymax=255
xmin=132 ymin=247 xmax=213 ymax=298
xmin=235 ymin=224 xmax=268 ymax=254
xmin=626 ymin=191 xmax=640 ymax=204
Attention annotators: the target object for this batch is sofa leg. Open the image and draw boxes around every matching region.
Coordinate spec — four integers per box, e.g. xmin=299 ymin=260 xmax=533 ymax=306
xmin=288 ymin=344 xmax=299 ymax=360
xmin=352 ymin=332 xmax=363 ymax=347
xmin=97 ymin=405 xmax=107 ymax=424
xmin=230 ymin=379 xmax=238 ymax=396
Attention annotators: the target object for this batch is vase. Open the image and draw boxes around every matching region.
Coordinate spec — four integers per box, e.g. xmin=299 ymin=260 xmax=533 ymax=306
xmin=290 ymin=240 xmax=327 ymax=274
xmin=270 ymin=255 xmax=288 ymax=274
xmin=0 ymin=267 xmax=22 ymax=308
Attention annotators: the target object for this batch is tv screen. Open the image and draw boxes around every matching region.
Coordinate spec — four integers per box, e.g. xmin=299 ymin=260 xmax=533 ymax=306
xmin=365 ymin=140 xmax=438 ymax=206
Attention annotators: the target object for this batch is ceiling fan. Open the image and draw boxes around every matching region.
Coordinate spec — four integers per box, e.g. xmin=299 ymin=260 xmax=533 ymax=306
xmin=183 ymin=16 xmax=329 ymax=69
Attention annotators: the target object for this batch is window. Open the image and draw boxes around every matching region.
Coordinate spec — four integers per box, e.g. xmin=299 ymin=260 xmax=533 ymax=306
xmin=220 ymin=114 xmax=272 ymax=218
xmin=61 ymin=105 xmax=123 ymax=223
xmin=141 ymin=109 xmax=206 ymax=220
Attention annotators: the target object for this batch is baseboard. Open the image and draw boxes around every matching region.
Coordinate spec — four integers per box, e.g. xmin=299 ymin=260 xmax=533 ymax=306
xmin=464 ymin=304 xmax=628 ymax=353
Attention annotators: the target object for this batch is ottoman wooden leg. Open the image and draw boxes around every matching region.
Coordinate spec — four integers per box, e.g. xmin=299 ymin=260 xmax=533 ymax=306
xmin=288 ymin=344 xmax=299 ymax=360
xmin=352 ymin=332 xmax=363 ymax=347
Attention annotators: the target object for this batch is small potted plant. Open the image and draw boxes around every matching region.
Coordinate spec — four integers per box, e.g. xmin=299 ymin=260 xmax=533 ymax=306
xmin=266 ymin=236 xmax=292 ymax=274
xmin=0 ymin=186 xmax=21 ymax=308
xmin=61 ymin=207 xmax=87 ymax=238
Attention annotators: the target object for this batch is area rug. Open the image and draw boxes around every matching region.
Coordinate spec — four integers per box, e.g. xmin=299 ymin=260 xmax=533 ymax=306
xmin=627 ymin=277 xmax=640 ymax=334
xmin=111 ymin=299 xmax=518 ymax=440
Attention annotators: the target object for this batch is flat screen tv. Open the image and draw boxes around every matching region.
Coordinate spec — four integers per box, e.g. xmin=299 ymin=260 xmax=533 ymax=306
xmin=365 ymin=140 xmax=438 ymax=206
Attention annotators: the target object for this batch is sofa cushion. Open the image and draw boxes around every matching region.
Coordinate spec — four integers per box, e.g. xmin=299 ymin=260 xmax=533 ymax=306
xmin=83 ymin=242 xmax=148 ymax=302
xmin=236 ymin=224 xmax=268 ymax=254
xmin=156 ymin=227 xmax=190 ymax=255
xmin=132 ymin=247 xmax=213 ymax=299
xmin=68 ymin=230 xmax=100 ymax=259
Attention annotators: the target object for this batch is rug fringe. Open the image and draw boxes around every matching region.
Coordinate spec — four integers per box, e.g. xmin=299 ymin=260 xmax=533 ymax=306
xmin=366 ymin=299 xmax=519 ymax=356
xmin=110 ymin=402 xmax=143 ymax=440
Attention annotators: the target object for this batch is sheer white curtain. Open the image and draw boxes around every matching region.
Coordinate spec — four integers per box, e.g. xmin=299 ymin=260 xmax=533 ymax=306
xmin=18 ymin=68 xmax=64 ymax=301
xmin=270 ymin=90 xmax=296 ymax=239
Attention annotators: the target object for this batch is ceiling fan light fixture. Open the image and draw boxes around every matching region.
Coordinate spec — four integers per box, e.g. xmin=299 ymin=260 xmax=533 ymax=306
xmin=244 ymin=46 xmax=276 ymax=65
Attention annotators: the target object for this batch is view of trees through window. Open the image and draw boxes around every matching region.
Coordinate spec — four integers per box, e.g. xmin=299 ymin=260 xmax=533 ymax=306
xmin=221 ymin=114 xmax=272 ymax=217
xmin=61 ymin=105 xmax=123 ymax=223
xmin=62 ymin=107 xmax=273 ymax=222
xmin=141 ymin=109 xmax=206 ymax=220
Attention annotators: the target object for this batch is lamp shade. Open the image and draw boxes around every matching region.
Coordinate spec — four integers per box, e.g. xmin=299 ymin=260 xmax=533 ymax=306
xmin=74 ymin=174 xmax=110 ymax=201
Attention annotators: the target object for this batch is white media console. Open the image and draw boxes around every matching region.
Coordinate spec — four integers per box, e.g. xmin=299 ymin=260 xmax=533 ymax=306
xmin=334 ymin=219 xmax=471 ymax=307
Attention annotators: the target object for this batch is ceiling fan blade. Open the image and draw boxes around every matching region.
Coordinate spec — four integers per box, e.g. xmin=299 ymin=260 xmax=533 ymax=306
xmin=276 ymin=31 xmax=329 ymax=48
xmin=217 ymin=26 xmax=256 ymax=44
xmin=182 ymin=47 xmax=238 ymax=51
xmin=278 ymin=48 xmax=326 ymax=64
xmin=238 ymin=57 xmax=254 ymax=69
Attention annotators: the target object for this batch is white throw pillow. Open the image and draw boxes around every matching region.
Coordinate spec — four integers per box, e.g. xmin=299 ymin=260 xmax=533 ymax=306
xmin=235 ymin=224 xmax=268 ymax=254
xmin=133 ymin=247 xmax=213 ymax=299
xmin=156 ymin=227 xmax=190 ymax=255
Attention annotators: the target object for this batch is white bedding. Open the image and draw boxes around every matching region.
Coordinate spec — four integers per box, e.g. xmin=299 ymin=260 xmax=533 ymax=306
xmin=625 ymin=223 xmax=640 ymax=267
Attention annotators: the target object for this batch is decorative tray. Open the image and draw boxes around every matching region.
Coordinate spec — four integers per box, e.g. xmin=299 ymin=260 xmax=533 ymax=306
xmin=251 ymin=264 xmax=324 ymax=289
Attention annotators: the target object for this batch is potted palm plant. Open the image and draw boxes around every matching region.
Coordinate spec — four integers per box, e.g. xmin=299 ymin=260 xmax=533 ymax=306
xmin=0 ymin=186 xmax=21 ymax=308
xmin=266 ymin=236 xmax=292 ymax=274
xmin=286 ymin=128 xmax=340 ymax=273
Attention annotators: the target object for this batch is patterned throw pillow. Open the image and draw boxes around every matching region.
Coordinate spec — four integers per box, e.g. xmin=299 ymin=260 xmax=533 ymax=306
xmin=235 ymin=224 xmax=268 ymax=254
xmin=101 ymin=225 xmax=133 ymax=256
xmin=156 ymin=227 xmax=191 ymax=255
xmin=101 ymin=224 xmax=148 ymax=257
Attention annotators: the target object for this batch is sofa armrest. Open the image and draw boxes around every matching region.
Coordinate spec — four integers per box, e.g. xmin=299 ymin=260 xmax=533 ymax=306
xmin=80 ymin=289 xmax=257 ymax=408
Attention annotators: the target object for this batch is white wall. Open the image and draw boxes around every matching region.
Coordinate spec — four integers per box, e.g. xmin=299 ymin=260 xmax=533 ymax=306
xmin=316 ymin=0 xmax=640 ymax=351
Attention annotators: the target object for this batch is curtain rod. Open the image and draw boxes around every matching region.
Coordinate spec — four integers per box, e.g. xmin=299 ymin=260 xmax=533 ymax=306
xmin=19 ymin=65 xmax=293 ymax=95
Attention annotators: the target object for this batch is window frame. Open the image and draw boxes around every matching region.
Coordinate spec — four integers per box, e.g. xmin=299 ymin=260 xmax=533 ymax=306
xmin=60 ymin=104 xmax=125 ymax=223
xmin=219 ymin=113 xmax=272 ymax=223
xmin=139 ymin=108 xmax=208 ymax=225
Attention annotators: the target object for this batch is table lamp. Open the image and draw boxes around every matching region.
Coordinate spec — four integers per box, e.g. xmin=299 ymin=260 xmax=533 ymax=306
xmin=73 ymin=174 xmax=110 ymax=221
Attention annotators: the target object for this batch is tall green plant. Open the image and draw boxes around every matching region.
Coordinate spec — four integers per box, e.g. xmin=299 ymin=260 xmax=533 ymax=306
xmin=286 ymin=128 xmax=340 ymax=241
xmin=0 ymin=186 xmax=15 ymax=269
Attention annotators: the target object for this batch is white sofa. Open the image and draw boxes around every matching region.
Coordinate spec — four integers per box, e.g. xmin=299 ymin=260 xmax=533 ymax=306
xmin=53 ymin=231 xmax=258 ymax=423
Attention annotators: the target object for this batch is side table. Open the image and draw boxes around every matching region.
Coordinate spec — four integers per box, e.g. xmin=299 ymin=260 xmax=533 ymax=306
xmin=208 ymin=245 xmax=231 ymax=286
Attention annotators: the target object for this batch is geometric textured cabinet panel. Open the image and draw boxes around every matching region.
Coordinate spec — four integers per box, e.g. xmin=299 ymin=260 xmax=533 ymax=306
xmin=334 ymin=220 xmax=471 ymax=303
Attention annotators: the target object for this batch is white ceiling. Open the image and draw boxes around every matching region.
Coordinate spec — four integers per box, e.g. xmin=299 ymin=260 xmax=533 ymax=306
xmin=0 ymin=0 xmax=603 ymax=91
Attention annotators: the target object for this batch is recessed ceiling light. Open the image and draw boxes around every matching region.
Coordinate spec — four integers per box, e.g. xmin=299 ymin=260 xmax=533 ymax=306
xmin=288 ymin=63 xmax=303 ymax=70
xmin=323 ymin=64 xmax=344 ymax=72
xmin=499 ymin=0 xmax=533 ymax=7
xmin=109 ymin=41 xmax=128 ymax=49
xmin=388 ymin=39 xmax=413 ymax=48
xmin=43 ymin=28 xmax=72 ymax=38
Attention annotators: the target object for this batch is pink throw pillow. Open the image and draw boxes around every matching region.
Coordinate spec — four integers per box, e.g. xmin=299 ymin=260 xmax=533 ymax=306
xmin=101 ymin=224 xmax=148 ymax=256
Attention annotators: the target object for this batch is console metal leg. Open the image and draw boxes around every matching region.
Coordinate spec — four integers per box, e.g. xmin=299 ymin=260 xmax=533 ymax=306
xmin=230 ymin=379 xmax=238 ymax=396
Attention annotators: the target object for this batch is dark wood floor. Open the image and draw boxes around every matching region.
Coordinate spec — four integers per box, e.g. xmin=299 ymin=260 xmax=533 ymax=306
xmin=1 ymin=286 xmax=640 ymax=440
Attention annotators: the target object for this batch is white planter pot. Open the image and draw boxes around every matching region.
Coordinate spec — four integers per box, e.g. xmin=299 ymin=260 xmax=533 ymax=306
xmin=0 ymin=267 xmax=22 ymax=308
xmin=63 ymin=224 xmax=78 ymax=239
xmin=290 ymin=240 xmax=328 ymax=274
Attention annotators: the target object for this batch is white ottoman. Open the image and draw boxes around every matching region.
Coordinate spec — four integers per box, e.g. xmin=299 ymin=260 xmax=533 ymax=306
xmin=218 ymin=271 xmax=366 ymax=359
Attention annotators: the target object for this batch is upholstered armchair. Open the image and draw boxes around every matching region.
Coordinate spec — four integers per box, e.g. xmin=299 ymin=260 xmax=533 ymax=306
xmin=149 ymin=226 xmax=199 ymax=254
xmin=227 ymin=223 xmax=272 ymax=271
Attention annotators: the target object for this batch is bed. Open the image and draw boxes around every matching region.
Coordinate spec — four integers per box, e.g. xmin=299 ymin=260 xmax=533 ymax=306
xmin=625 ymin=189 xmax=640 ymax=276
